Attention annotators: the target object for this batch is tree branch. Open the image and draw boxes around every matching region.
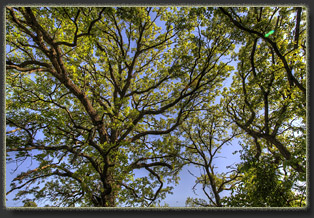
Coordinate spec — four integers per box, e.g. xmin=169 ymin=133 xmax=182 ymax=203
xmin=219 ymin=7 xmax=306 ymax=94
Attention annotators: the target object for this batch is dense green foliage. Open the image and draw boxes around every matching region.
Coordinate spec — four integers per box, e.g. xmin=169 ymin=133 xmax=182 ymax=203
xmin=6 ymin=6 xmax=306 ymax=207
xmin=184 ymin=7 xmax=306 ymax=208
xmin=23 ymin=200 xmax=38 ymax=207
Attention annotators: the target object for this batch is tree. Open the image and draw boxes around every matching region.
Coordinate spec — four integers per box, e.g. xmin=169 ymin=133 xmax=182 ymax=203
xmin=6 ymin=6 xmax=307 ymax=208
xmin=219 ymin=6 xmax=306 ymax=175
xmin=176 ymin=7 xmax=306 ymax=207
xmin=218 ymin=7 xmax=307 ymax=206
xmin=181 ymin=106 xmax=241 ymax=207
xmin=222 ymin=143 xmax=306 ymax=207
xmin=6 ymin=7 xmax=233 ymax=207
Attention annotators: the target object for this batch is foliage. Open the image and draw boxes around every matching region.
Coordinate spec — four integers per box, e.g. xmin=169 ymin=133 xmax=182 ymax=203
xmin=182 ymin=7 xmax=306 ymax=208
xmin=219 ymin=6 xmax=306 ymax=174
xmin=6 ymin=6 xmax=306 ymax=207
xmin=222 ymin=144 xmax=306 ymax=207
xmin=23 ymin=200 xmax=38 ymax=207
xmin=6 ymin=6 xmax=232 ymax=207
xmin=218 ymin=6 xmax=307 ymax=207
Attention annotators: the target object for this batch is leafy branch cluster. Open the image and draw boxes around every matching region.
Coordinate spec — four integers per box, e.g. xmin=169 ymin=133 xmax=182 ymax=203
xmin=6 ymin=6 xmax=306 ymax=207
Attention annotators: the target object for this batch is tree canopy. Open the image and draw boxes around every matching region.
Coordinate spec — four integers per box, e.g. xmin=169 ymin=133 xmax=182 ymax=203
xmin=6 ymin=6 xmax=307 ymax=207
